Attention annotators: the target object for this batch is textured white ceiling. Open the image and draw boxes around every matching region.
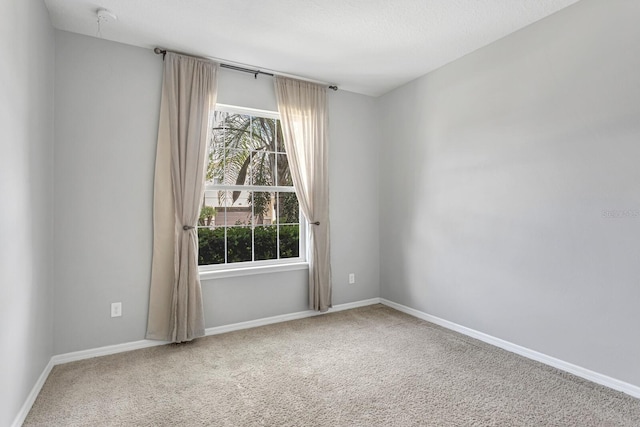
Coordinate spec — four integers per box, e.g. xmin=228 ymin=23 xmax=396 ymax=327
xmin=44 ymin=0 xmax=581 ymax=96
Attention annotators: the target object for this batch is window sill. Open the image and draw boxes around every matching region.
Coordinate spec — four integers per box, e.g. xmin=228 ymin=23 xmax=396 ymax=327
xmin=199 ymin=262 xmax=308 ymax=281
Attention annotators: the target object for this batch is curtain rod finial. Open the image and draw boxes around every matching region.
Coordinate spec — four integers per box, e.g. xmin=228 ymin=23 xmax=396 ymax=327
xmin=154 ymin=47 xmax=167 ymax=59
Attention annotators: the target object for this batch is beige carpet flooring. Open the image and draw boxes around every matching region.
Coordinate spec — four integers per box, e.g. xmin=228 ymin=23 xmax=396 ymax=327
xmin=24 ymin=304 xmax=640 ymax=426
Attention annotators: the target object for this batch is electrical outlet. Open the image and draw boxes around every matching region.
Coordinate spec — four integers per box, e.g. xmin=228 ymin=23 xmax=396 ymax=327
xmin=348 ymin=273 xmax=356 ymax=284
xmin=111 ymin=302 xmax=122 ymax=318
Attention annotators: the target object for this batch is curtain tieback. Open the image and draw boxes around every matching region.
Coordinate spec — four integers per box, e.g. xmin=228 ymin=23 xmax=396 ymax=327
xmin=183 ymin=225 xmax=195 ymax=230
xmin=311 ymin=221 xmax=320 ymax=225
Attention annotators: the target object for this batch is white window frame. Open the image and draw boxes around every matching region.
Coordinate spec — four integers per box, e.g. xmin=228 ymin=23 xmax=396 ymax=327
xmin=198 ymin=104 xmax=307 ymax=278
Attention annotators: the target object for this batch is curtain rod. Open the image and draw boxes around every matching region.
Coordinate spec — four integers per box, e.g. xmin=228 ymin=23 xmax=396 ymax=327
xmin=153 ymin=48 xmax=338 ymax=91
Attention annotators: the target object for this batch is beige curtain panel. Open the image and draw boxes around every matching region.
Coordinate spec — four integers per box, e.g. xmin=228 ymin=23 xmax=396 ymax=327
xmin=146 ymin=53 xmax=219 ymax=342
xmin=275 ymin=77 xmax=332 ymax=312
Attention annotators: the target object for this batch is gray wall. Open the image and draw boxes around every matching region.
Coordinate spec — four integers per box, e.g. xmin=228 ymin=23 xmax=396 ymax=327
xmin=53 ymin=31 xmax=380 ymax=354
xmin=378 ymin=0 xmax=640 ymax=387
xmin=0 ymin=0 xmax=55 ymax=424
xmin=329 ymin=91 xmax=380 ymax=304
xmin=53 ymin=31 xmax=161 ymax=355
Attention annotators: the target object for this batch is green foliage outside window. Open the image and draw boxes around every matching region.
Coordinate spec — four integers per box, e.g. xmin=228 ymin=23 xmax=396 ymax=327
xmin=198 ymin=225 xmax=299 ymax=265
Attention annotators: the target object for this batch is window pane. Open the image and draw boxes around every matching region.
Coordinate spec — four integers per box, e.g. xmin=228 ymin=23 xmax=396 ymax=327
xmin=225 ymin=114 xmax=252 ymax=146
xmin=211 ymin=110 xmax=229 ymax=148
xmin=279 ymin=224 xmax=299 ymax=259
xmin=276 ymin=153 xmax=292 ymax=186
xmin=198 ymin=227 xmax=225 ymax=265
xmin=251 ymin=191 xmax=275 ymax=225
xmin=198 ymin=202 xmax=217 ymax=227
xmin=275 ymin=120 xmax=285 ymax=153
xmin=223 ymin=190 xmax=252 ymax=226
xmin=223 ymin=148 xmax=250 ymax=186
xmin=277 ymin=191 xmax=299 ymax=259
xmin=208 ymin=111 xmax=228 ymax=184
xmin=255 ymin=225 xmax=277 ymax=261
xmin=276 ymin=192 xmax=300 ymax=225
xmin=202 ymin=192 xmax=221 ymax=217
xmin=252 ymin=117 xmax=276 ymax=150
xmin=206 ymin=148 xmax=223 ymax=185
xmin=226 ymin=226 xmax=252 ymax=263
xmin=198 ymin=198 xmax=223 ymax=265
xmin=251 ymin=150 xmax=275 ymax=186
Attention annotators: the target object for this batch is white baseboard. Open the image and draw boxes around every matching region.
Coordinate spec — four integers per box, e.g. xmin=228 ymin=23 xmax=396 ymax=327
xmin=14 ymin=298 xmax=381 ymax=426
xmin=331 ymin=297 xmax=382 ymax=311
xmin=379 ymin=298 xmax=640 ymax=399
xmin=11 ymin=359 xmax=54 ymax=427
xmin=51 ymin=338 xmax=171 ymax=365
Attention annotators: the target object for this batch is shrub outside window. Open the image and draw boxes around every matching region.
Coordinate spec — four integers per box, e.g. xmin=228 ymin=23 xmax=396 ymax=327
xmin=198 ymin=105 xmax=304 ymax=269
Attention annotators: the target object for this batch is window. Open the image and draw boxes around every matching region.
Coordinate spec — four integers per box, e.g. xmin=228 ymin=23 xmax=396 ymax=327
xmin=198 ymin=105 xmax=304 ymax=269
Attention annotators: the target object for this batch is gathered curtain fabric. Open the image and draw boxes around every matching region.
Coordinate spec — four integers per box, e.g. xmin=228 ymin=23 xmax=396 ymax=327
xmin=146 ymin=53 xmax=219 ymax=342
xmin=274 ymin=77 xmax=332 ymax=312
